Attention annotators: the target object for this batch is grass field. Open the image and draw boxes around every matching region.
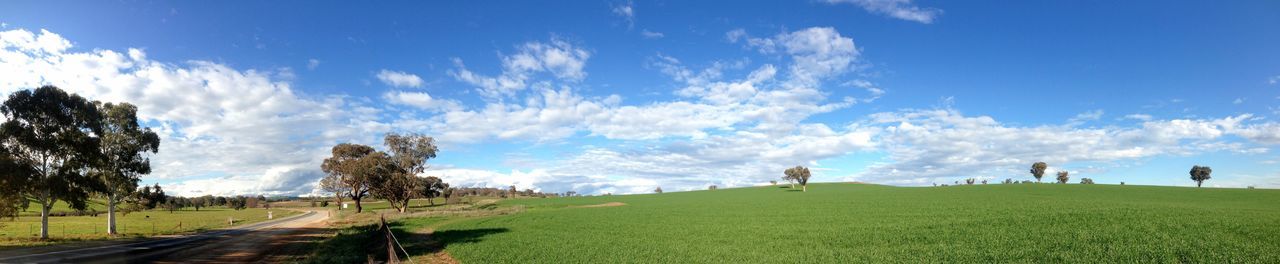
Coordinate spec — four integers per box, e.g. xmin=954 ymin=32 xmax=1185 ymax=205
xmin=414 ymin=183 xmax=1280 ymax=263
xmin=0 ymin=204 xmax=299 ymax=247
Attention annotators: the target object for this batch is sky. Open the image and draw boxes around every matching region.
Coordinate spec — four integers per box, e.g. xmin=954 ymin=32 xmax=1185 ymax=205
xmin=1 ymin=0 xmax=1278 ymax=196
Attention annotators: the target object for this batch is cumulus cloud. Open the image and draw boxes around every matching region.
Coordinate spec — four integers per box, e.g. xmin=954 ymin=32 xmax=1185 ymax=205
xmin=848 ymin=110 xmax=1277 ymax=185
xmin=612 ymin=2 xmax=635 ymax=28
xmin=383 ymin=91 xmax=462 ymax=112
xmin=0 ymin=28 xmax=385 ymax=196
xmin=824 ymin=0 xmax=942 ymax=24
xmin=376 ymin=69 xmax=424 ymax=88
xmin=451 ymin=38 xmax=590 ymax=98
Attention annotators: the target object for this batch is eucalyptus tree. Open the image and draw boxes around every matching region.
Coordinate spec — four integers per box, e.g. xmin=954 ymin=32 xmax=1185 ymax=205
xmin=785 ymin=166 xmax=812 ymax=192
xmin=1056 ymin=171 xmax=1070 ymax=184
xmin=92 ymin=102 xmax=160 ymax=235
xmin=1190 ymin=165 xmax=1212 ymax=187
xmin=320 ymin=143 xmax=379 ymax=213
xmin=419 ymin=176 xmax=448 ymax=206
xmin=1030 ymin=162 xmax=1047 ymax=182
xmin=375 ymin=133 xmax=438 ymax=213
xmin=0 ymin=86 xmax=105 ymax=239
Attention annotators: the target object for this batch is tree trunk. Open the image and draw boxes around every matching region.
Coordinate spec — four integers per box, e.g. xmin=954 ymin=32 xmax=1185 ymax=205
xmin=802 ymin=185 xmax=807 ymax=192
xmin=790 ymin=183 xmax=795 ymax=189
xmin=107 ymin=193 xmax=118 ymax=235
xmin=1197 ymin=181 xmax=1203 ymax=188
xmin=39 ymin=202 xmax=50 ymax=239
xmin=354 ymin=198 xmax=363 ymax=213
xmin=427 ymin=197 xmax=434 ymax=206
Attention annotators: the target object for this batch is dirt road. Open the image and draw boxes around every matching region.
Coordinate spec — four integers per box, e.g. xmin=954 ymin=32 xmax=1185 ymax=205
xmin=0 ymin=210 xmax=330 ymax=264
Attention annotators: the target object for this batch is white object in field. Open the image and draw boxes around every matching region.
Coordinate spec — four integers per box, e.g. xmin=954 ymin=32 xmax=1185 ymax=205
xmin=268 ymin=211 xmax=273 ymax=219
xmin=342 ymin=202 xmax=349 ymax=209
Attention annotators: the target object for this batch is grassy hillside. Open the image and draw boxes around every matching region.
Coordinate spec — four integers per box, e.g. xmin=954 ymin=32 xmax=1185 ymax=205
xmin=425 ymin=183 xmax=1280 ymax=263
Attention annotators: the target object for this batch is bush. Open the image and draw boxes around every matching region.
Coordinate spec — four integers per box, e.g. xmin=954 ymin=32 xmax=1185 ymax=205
xmin=1080 ymin=178 xmax=1095 ymax=184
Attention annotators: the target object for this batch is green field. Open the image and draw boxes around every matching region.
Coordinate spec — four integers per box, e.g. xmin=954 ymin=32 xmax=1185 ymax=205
xmin=0 ymin=202 xmax=299 ymax=246
xmin=413 ymin=183 xmax=1280 ymax=263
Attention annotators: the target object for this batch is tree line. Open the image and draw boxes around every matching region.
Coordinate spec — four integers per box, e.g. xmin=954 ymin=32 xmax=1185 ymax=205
xmin=0 ymin=86 xmax=161 ymax=239
xmin=318 ymin=135 xmax=560 ymax=213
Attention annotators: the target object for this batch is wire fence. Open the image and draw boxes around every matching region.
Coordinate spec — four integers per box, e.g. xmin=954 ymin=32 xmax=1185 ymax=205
xmin=3 ymin=218 xmax=241 ymax=239
xmin=376 ymin=215 xmax=414 ymax=264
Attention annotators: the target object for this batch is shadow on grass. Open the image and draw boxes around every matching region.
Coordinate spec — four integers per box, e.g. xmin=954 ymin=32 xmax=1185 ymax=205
xmin=304 ymin=221 xmax=507 ymax=263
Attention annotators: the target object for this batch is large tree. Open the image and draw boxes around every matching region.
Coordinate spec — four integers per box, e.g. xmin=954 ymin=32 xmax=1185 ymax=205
xmin=373 ymin=133 xmax=439 ymax=213
xmin=785 ymin=166 xmax=812 ymax=192
xmin=0 ymin=86 xmax=105 ymax=239
xmin=92 ymin=102 xmax=160 ymax=235
xmin=320 ymin=143 xmax=378 ymax=213
xmin=419 ymin=176 xmax=447 ymax=206
xmin=318 ymin=170 xmax=349 ymax=210
xmin=1190 ymin=165 xmax=1212 ymax=187
xmin=1030 ymin=162 xmax=1047 ymax=182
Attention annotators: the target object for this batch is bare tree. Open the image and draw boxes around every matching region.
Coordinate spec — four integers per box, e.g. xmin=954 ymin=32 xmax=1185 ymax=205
xmin=318 ymin=171 xmax=348 ymax=210
xmin=1190 ymin=165 xmax=1212 ymax=187
xmin=1056 ymin=171 xmax=1070 ymax=184
xmin=1030 ymin=162 xmax=1047 ymax=182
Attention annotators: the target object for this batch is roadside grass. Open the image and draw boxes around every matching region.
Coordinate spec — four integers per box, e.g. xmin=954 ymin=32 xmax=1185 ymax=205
xmin=421 ymin=183 xmax=1280 ymax=263
xmin=0 ymin=206 xmax=298 ymax=247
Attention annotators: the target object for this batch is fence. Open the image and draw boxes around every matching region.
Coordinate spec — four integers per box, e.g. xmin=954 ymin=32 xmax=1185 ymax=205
xmin=5 ymin=219 xmax=237 ymax=239
xmin=374 ymin=215 xmax=414 ymax=264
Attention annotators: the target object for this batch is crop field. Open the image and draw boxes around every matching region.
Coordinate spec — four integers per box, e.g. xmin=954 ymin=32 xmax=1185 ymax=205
xmin=418 ymin=183 xmax=1280 ymax=263
xmin=0 ymin=202 xmax=299 ymax=247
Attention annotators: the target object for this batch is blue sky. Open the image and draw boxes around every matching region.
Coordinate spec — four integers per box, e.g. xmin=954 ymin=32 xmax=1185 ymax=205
xmin=1 ymin=0 xmax=1278 ymax=196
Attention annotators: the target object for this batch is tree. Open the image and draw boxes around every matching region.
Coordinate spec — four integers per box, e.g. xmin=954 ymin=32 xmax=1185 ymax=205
xmin=782 ymin=174 xmax=796 ymax=189
xmin=0 ymin=86 xmax=105 ymax=239
xmin=320 ymin=143 xmax=378 ymax=213
xmin=784 ymin=166 xmax=812 ymax=192
xmin=965 ymin=178 xmax=976 ymax=185
xmin=654 ymin=187 xmax=663 ymax=193
xmin=1080 ymin=178 xmax=1095 ymax=184
xmin=373 ymin=133 xmax=439 ymax=213
xmin=0 ymin=145 xmax=32 ymax=221
xmin=1190 ymin=165 xmax=1212 ymax=187
xmin=1030 ymin=162 xmax=1047 ymax=182
xmin=246 ymin=196 xmax=259 ymax=209
xmin=318 ymin=170 xmax=349 ymax=210
xmin=91 ymin=102 xmax=160 ymax=235
xmin=419 ymin=176 xmax=447 ymax=206
xmin=1056 ymin=171 xmax=1070 ymax=184
xmin=440 ymin=187 xmax=455 ymax=205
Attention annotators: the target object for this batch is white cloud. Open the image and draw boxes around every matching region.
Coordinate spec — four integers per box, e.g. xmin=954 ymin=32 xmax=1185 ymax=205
xmin=383 ymin=91 xmax=462 ymax=112
xmin=307 ymin=59 xmax=321 ymax=70
xmin=848 ymin=110 xmax=1276 ymax=185
xmin=612 ymin=2 xmax=635 ymax=28
xmin=743 ymin=27 xmax=860 ymax=87
xmin=451 ymin=38 xmax=590 ymax=98
xmin=824 ymin=0 xmax=942 ymax=24
xmin=0 ymin=28 xmax=386 ymax=197
xmin=376 ymin=69 xmax=424 ymax=88
xmin=1067 ymin=109 xmax=1104 ymax=126
xmin=1234 ymin=98 xmax=1245 ymax=104
xmin=1269 ymin=75 xmax=1279 ymax=85
xmin=1123 ymin=114 xmax=1153 ymax=121
xmin=640 ymin=29 xmax=664 ymax=39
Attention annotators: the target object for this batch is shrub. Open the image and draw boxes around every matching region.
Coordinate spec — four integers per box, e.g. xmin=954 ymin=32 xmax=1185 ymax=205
xmin=1080 ymin=178 xmax=1095 ymax=184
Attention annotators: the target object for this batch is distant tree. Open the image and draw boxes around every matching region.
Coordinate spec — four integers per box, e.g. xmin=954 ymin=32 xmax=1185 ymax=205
xmin=1080 ymin=178 xmax=1095 ymax=184
xmin=1030 ymin=162 xmax=1048 ymax=182
xmin=708 ymin=185 xmax=718 ymax=190
xmin=441 ymin=188 xmax=454 ymax=205
xmin=162 ymin=197 xmax=184 ymax=213
xmin=374 ymin=133 xmax=438 ymax=213
xmin=965 ymin=178 xmax=976 ymax=185
xmin=91 ymin=102 xmax=160 ymax=235
xmin=0 ymin=86 xmax=106 ymax=239
xmin=246 ymin=196 xmax=259 ymax=209
xmin=419 ymin=176 xmax=447 ymax=206
xmin=320 ymin=143 xmax=379 ymax=213
xmin=981 ymin=179 xmax=988 ymax=184
xmin=654 ymin=187 xmax=663 ymax=193
xmin=782 ymin=173 xmax=796 ymax=189
xmin=785 ymin=166 xmax=812 ymax=192
xmin=191 ymin=196 xmax=205 ymax=211
xmin=1056 ymin=171 xmax=1070 ymax=184
xmin=1189 ymin=165 xmax=1212 ymax=187
xmin=770 ymin=180 xmax=777 ymax=186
